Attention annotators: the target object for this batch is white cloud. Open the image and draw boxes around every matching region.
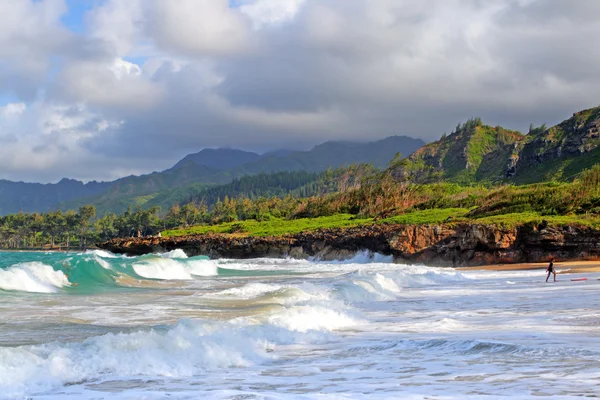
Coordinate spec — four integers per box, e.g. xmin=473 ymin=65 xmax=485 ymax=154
xmin=0 ymin=103 xmax=26 ymax=119
xmin=240 ymin=0 xmax=306 ymax=29
xmin=0 ymin=0 xmax=70 ymax=98
xmin=150 ymin=0 xmax=250 ymax=56
xmin=0 ymin=101 xmax=125 ymax=182
xmin=58 ymin=58 xmax=164 ymax=109
xmin=87 ymin=0 xmax=145 ymax=57
xmin=109 ymin=59 xmax=142 ymax=80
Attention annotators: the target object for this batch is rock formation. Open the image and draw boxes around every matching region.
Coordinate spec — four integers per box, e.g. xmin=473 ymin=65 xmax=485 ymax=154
xmin=98 ymin=222 xmax=600 ymax=267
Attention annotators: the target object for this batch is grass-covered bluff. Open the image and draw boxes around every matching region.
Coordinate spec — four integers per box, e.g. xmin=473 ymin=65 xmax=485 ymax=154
xmin=161 ymin=163 xmax=600 ymax=239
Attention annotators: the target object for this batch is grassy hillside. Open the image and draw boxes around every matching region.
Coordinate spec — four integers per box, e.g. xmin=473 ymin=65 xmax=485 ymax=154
xmin=389 ymin=118 xmax=523 ymax=184
xmin=388 ymin=106 xmax=600 ymax=186
xmin=512 ymin=106 xmax=600 ymax=183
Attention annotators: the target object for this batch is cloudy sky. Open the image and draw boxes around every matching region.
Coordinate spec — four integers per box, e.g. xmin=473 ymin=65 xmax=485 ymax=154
xmin=1 ymin=0 xmax=599 ymax=183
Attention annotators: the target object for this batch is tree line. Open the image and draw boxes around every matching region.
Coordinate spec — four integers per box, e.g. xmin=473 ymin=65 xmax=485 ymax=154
xmin=5 ymin=161 xmax=599 ymax=249
xmin=0 ymin=166 xmax=378 ymax=249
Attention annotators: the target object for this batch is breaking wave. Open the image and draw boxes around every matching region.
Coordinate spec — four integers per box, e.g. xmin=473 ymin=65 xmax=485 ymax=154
xmin=0 ymin=262 xmax=71 ymax=293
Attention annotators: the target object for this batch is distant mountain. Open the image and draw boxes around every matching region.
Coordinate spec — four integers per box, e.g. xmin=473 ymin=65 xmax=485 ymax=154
xmin=262 ymin=149 xmax=295 ymax=158
xmin=0 ymin=178 xmax=111 ymax=215
xmin=389 ymin=106 xmax=600 ymax=185
xmin=172 ymin=148 xmax=262 ymax=171
xmin=236 ymin=136 xmax=426 ymax=174
xmin=60 ymin=161 xmax=231 ymax=216
xmin=56 ymin=135 xmax=425 ymax=216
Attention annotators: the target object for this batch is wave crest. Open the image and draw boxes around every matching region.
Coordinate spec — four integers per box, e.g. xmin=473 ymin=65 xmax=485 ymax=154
xmin=133 ymin=258 xmax=218 ymax=280
xmin=0 ymin=262 xmax=71 ymax=293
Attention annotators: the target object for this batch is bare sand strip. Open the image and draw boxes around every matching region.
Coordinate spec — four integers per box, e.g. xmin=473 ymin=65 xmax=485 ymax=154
xmin=457 ymin=261 xmax=600 ymax=275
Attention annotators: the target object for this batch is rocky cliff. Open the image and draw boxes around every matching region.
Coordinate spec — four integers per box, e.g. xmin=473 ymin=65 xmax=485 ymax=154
xmin=98 ymin=222 xmax=600 ymax=267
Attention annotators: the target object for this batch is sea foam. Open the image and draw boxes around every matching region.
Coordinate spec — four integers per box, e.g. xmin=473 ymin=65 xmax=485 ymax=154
xmin=159 ymin=249 xmax=188 ymax=259
xmin=84 ymin=249 xmax=119 ymax=259
xmin=133 ymin=258 xmax=218 ymax=280
xmin=0 ymin=262 xmax=71 ymax=293
xmin=0 ymin=318 xmax=336 ymax=398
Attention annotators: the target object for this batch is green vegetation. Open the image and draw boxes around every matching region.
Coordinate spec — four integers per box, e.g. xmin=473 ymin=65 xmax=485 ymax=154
xmin=54 ymin=136 xmax=424 ymax=217
xmin=163 ymin=214 xmax=373 ymax=237
xmin=473 ymin=212 xmax=600 ymax=228
xmin=380 ymin=208 xmax=470 ymax=225
xmin=3 ymin=162 xmax=600 ymax=248
xmin=391 ymin=118 xmax=524 ymax=184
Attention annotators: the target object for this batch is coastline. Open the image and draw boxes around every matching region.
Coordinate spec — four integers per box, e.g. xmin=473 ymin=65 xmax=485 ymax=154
xmin=0 ymin=247 xmax=97 ymax=252
xmin=458 ymin=260 xmax=600 ymax=274
xmin=98 ymin=222 xmax=600 ymax=267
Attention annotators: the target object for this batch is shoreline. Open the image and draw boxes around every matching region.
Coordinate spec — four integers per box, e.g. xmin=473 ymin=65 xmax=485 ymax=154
xmin=458 ymin=260 xmax=600 ymax=274
xmin=0 ymin=247 xmax=97 ymax=252
xmin=98 ymin=222 xmax=600 ymax=267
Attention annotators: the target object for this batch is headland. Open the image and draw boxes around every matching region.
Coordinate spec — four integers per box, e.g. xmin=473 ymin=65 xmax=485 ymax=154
xmin=99 ymin=221 xmax=600 ymax=267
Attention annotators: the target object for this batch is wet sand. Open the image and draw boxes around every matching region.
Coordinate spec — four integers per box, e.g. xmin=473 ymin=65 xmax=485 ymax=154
xmin=458 ymin=260 xmax=600 ymax=275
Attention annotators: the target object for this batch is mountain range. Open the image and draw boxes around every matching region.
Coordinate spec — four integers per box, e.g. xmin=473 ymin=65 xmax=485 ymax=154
xmin=0 ymin=135 xmax=425 ymax=215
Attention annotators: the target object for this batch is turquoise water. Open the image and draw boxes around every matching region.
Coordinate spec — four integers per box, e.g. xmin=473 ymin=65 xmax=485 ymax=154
xmin=1 ymin=250 xmax=599 ymax=399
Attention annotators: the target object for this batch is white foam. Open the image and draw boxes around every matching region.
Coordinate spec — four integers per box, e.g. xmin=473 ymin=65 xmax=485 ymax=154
xmin=0 ymin=262 xmax=71 ymax=293
xmin=0 ymin=318 xmax=336 ymax=398
xmin=327 ymin=250 xmax=394 ymax=264
xmin=132 ymin=258 xmax=218 ymax=280
xmin=185 ymin=260 xmax=218 ymax=276
xmin=93 ymin=256 xmax=112 ymax=270
xmin=0 ymin=320 xmax=267 ymax=397
xmin=133 ymin=258 xmax=192 ymax=280
xmin=269 ymin=305 xmax=362 ymax=333
xmin=217 ymin=283 xmax=284 ymax=298
xmin=84 ymin=249 xmax=118 ymax=259
xmin=331 ymin=267 xmax=469 ymax=303
xmin=160 ymin=249 xmax=188 ymax=259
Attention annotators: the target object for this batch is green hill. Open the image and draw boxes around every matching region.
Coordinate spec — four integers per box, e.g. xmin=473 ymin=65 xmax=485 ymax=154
xmin=511 ymin=106 xmax=600 ymax=183
xmin=389 ymin=106 xmax=600 ymax=185
xmin=389 ymin=118 xmax=523 ymax=184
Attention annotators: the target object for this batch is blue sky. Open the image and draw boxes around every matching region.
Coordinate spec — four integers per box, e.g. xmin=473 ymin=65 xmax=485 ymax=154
xmin=60 ymin=0 xmax=99 ymax=32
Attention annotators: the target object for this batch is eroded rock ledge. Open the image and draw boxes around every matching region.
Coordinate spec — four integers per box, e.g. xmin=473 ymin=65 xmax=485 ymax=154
xmin=98 ymin=223 xmax=600 ymax=267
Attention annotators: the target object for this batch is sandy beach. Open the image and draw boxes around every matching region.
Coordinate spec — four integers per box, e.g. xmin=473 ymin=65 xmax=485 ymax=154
xmin=459 ymin=260 xmax=600 ymax=275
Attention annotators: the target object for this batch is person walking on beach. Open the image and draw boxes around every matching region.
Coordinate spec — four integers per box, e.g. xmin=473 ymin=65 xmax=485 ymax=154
xmin=546 ymin=258 xmax=556 ymax=282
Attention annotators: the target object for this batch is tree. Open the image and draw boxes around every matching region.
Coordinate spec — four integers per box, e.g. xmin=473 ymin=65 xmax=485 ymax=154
xmin=65 ymin=210 xmax=79 ymax=248
xmin=77 ymin=205 xmax=96 ymax=249
xmin=43 ymin=211 xmax=66 ymax=248
xmin=95 ymin=213 xmax=117 ymax=241
xmin=179 ymin=203 xmax=200 ymax=226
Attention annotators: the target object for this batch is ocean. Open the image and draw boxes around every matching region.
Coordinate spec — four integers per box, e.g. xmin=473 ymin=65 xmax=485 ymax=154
xmin=0 ymin=250 xmax=598 ymax=399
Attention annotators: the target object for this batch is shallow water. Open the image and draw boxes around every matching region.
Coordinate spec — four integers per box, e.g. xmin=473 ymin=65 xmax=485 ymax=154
xmin=0 ymin=250 xmax=598 ymax=399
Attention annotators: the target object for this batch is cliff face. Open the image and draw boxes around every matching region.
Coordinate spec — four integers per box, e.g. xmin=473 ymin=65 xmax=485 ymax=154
xmin=98 ymin=223 xmax=600 ymax=267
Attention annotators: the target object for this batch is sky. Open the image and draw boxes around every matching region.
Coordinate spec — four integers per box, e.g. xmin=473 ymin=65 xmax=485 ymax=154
xmin=1 ymin=0 xmax=599 ymax=183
